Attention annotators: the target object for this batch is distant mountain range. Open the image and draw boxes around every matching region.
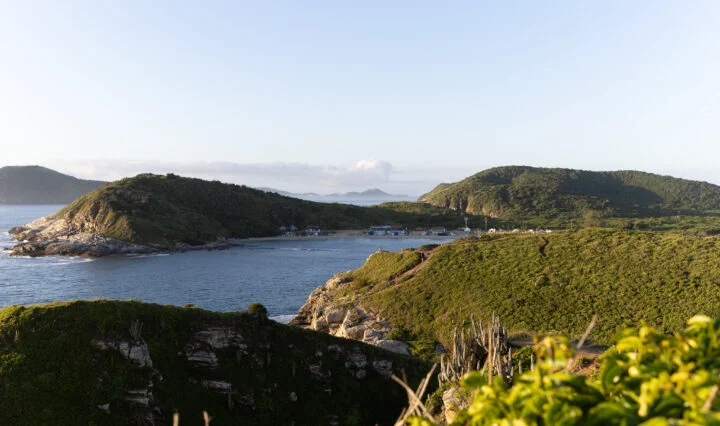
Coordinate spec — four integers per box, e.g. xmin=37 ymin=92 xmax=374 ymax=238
xmin=419 ymin=166 xmax=720 ymax=220
xmin=257 ymin=187 xmax=411 ymax=200
xmin=0 ymin=165 xmax=106 ymax=204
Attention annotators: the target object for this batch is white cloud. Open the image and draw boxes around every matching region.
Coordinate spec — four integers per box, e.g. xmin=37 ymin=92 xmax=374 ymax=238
xmin=49 ymin=159 xmax=420 ymax=194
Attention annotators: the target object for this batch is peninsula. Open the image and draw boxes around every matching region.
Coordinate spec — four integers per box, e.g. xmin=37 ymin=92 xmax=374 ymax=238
xmin=7 ymin=173 xmax=469 ymax=257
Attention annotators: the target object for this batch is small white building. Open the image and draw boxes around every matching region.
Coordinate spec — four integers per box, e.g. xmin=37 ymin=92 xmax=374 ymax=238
xmin=368 ymin=225 xmax=392 ymax=236
xmin=429 ymin=227 xmax=448 ymax=236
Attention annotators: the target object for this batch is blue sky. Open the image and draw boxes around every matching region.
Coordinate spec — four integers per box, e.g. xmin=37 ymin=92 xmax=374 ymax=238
xmin=1 ymin=1 xmax=719 ymax=195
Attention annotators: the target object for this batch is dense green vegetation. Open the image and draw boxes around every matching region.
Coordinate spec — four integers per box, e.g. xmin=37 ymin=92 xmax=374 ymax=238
xmin=54 ymin=173 xmax=475 ymax=244
xmin=413 ymin=315 xmax=720 ymax=425
xmin=0 ymin=165 xmax=105 ymax=204
xmin=419 ymin=166 xmax=720 ymax=221
xmin=0 ymin=300 xmax=429 ymax=425
xmin=333 ymin=229 xmax=720 ymax=348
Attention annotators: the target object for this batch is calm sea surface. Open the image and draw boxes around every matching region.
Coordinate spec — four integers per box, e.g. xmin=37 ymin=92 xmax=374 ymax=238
xmin=0 ymin=205 xmax=448 ymax=321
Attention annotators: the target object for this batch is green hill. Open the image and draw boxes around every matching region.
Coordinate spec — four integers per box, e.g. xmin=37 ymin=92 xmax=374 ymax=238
xmin=419 ymin=166 xmax=720 ymax=221
xmin=0 ymin=165 xmax=105 ymax=204
xmin=42 ymin=173 xmax=471 ymax=245
xmin=308 ymin=229 xmax=720 ymax=352
xmin=0 ymin=300 xmax=429 ymax=426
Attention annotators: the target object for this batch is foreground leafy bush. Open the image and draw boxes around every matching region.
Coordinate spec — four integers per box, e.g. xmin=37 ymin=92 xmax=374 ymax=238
xmin=413 ymin=315 xmax=720 ymax=425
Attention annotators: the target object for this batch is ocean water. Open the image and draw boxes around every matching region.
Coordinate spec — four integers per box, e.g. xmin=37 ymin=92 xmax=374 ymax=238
xmin=0 ymin=205 xmax=448 ymax=321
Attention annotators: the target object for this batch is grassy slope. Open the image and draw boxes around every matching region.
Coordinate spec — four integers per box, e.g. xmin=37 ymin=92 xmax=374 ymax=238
xmin=53 ymin=173 xmax=474 ymax=244
xmin=0 ymin=300 xmax=429 ymax=426
xmin=336 ymin=229 xmax=720 ymax=347
xmin=0 ymin=165 xmax=105 ymax=204
xmin=419 ymin=166 xmax=720 ymax=221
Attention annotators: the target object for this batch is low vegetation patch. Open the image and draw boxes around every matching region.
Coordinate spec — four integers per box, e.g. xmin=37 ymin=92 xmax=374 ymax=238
xmin=331 ymin=229 xmax=720 ymax=351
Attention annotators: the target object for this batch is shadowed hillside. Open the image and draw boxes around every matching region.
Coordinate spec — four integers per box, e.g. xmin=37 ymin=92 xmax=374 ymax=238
xmin=0 ymin=300 xmax=430 ymax=425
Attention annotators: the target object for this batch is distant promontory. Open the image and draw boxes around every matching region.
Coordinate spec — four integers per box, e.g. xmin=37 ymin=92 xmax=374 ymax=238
xmin=0 ymin=165 xmax=105 ymax=204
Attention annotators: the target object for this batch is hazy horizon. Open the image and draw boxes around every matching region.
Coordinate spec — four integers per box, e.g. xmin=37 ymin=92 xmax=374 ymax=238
xmin=2 ymin=1 xmax=719 ymax=193
xmin=3 ymin=162 xmax=720 ymax=199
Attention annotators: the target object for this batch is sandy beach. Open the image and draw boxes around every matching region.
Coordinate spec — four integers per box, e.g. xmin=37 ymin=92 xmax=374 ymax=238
xmin=236 ymin=229 xmax=467 ymax=242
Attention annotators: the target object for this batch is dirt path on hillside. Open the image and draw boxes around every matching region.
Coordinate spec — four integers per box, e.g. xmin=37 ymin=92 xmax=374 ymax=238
xmin=371 ymin=249 xmax=437 ymax=294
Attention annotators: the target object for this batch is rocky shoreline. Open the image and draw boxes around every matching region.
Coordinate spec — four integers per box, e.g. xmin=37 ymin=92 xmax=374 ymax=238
xmin=290 ymin=273 xmax=412 ymax=356
xmin=6 ymin=215 xmax=243 ymax=258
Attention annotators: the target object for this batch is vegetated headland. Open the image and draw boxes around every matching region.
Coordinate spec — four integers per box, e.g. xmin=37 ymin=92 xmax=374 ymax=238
xmin=6 ymin=173 xmax=476 ymax=257
xmin=0 ymin=300 xmax=429 ymax=425
xmin=420 ymin=165 xmax=720 ymax=230
xmin=293 ymin=228 xmax=720 ymax=357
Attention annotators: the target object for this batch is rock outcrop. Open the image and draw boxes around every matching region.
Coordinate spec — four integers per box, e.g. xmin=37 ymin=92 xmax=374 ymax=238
xmin=291 ymin=273 xmax=411 ymax=356
xmin=7 ymin=214 xmax=241 ymax=257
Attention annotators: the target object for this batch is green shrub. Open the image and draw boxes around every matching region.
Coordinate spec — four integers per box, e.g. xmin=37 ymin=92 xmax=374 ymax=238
xmin=410 ymin=315 xmax=720 ymax=425
xmin=247 ymin=302 xmax=268 ymax=320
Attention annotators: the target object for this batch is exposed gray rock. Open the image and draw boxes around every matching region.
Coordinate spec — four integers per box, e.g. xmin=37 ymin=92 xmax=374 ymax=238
xmin=374 ymin=340 xmax=411 ymax=356
xmin=126 ymin=389 xmax=152 ymax=407
xmin=291 ymin=274 xmax=413 ymax=357
xmin=199 ymin=379 xmax=232 ymax=393
xmin=308 ymin=363 xmax=325 ymax=380
xmin=91 ymin=338 xmax=153 ymax=368
xmin=193 ymin=328 xmax=244 ymax=349
xmin=185 ymin=348 xmax=219 ymax=369
xmin=363 ymin=328 xmax=386 ymax=342
xmin=325 ymin=275 xmax=349 ymax=290
xmin=345 ymin=347 xmax=368 ymax=369
xmin=183 ymin=327 xmax=247 ymax=369
xmin=312 ymin=317 xmax=329 ymax=333
xmin=7 ymin=214 xmax=243 ymax=258
xmin=327 ymin=344 xmax=344 ymax=353
xmin=372 ymin=360 xmax=393 ymax=379
xmin=340 ymin=323 xmax=367 ymax=340
xmin=325 ymin=307 xmax=347 ymax=324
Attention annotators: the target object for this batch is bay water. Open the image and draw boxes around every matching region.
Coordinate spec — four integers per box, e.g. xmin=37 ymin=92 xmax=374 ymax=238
xmin=0 ymin=205 xmax=447 ymax=321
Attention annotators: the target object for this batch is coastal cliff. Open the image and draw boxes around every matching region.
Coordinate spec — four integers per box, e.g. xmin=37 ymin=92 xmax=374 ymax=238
xmin=0 ymin=300 xmax=430 ymax=426
xmin=291 ymin=248 xmax=434 ymax=357
xmin=291 ymin=273 xmax=413 ymax=356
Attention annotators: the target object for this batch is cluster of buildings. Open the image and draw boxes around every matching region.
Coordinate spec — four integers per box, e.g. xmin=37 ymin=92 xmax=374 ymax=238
xmin=277 ymin=224 xmax=468 ymax=238
xmin=279 ymin=225 xmax=326 ymax=237
xmin=366 ymin=226 xmax=455 ymax=236
xmin=366 ymin=225 xmax=409 ymax=236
